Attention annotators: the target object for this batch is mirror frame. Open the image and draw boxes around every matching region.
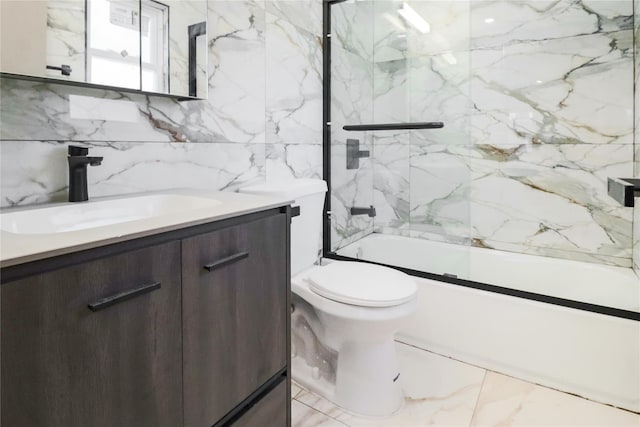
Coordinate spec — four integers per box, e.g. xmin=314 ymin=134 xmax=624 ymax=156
xmin=0 ymin=71 xmax=203 ymax=101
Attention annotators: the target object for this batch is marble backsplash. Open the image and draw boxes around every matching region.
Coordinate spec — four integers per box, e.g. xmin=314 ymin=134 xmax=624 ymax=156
xmin=1 ymin=0 xmax=324 ymax=207
xmin=330 ymin=0 xmax=636 ymax=267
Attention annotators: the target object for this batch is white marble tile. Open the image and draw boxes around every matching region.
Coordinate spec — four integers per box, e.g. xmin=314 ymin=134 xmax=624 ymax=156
xmin=466 ymin=144 xmax=633 ymax=263
xmin=409 ymin=144 xmax=472 ymax=243
xmin=475 ymin=239 xmax=632 ymax=269
xmin=0 ymin=79 xmax=176 ymax=141
xmin=330 ymin=1 xmax=374 ymax=64
xmin=470 ymin=371 xmax=640 ymax=426
xmin=265 ymin=10 xmax=323 ymax=145
xmin=330 ymin=44 xmax=375 ymax=133
xmin=398 ymin=143 xmax=634 ymax=266
xmin=372 ymin=143 xmax=410 ymax=230
xmin=292 ymin=400 xmax=348 ymax=427
xmin=266 ymin=143 xmax=322 ymax=182
xmin=295 ymin=342 xmax=486 ymax=426
xmin=371 ymin=1 xmax=471 ymax=62
xmin=372 ymin=59 xmax=410 ymax=125
xmin=206 ymin=0 xmax=267 ymax=143
xmin=292 ymin=380 xmax=305 ymax=399
xmin=470 ymin=31 xmax=633 ymax=147
xmin=330 ymin=136 xmax=374 ymax=252
xmin=267 ymin=0 xmax=322 ymax=37
xmin=371 ymin=54 xmax=472 ymax=147
xmin=470 ymin=0 xmax=632 ymax=49
xmin=408 ymin=54 xmax=472 ymax=147
xmin=0 ymin=141 xmax=264 ymax=207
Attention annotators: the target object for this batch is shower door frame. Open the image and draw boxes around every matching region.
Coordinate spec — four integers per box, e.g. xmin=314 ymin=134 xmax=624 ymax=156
xmin=321 ymin=0 xmax=639 ymax=322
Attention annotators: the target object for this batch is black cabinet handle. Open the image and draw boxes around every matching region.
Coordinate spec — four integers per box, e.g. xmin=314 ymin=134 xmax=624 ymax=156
xmin=88 ymin=282 xmax=161 ymax=312
xmin=203 ymin=251 xmax=249 ymax=272
xmin=46 ymin=64 xmax=72 ymax=76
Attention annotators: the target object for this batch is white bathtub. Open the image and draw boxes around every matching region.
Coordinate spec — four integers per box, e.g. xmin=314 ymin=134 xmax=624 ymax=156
xmin=336 ymin=233 xmax=640 ymax=412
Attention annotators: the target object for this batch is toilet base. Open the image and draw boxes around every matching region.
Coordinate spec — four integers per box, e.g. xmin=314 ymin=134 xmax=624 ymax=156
xmin=292 ymin=338 xmax=404 ymax=418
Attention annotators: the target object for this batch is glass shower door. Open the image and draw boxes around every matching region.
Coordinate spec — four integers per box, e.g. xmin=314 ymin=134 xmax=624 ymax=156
xmin=328 ymin=0 xmax=473 ymax=280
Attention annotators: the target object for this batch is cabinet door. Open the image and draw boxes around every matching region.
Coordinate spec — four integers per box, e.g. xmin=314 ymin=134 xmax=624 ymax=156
xmin=232 ymin=379 xmax=287 ymax=427
xmin=1 ymin=241 xmax=182 ymax=427
xmin=183 ymin=214 xmax=288 ymax=427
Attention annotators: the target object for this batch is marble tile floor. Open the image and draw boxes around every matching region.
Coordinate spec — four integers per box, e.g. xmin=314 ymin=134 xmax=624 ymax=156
xmin=291 ymin=342 xmax=640 ymax=427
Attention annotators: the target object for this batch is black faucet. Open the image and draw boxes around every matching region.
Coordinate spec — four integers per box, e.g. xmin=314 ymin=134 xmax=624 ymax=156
xmin=68 ymin=145 xmax=103 ymax=202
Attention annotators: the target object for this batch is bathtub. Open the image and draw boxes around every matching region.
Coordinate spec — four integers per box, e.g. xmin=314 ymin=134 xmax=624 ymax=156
xmin=336 ymin=233 xmax=640 ymax=412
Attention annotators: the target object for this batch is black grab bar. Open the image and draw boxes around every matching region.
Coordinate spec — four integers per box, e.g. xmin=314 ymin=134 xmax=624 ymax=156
xmin=342 ymin=122 xmax=444 ymax=131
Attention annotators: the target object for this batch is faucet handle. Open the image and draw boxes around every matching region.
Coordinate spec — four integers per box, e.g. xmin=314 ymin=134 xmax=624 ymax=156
xmin=68 ymin=145 xmax=89 ymax=156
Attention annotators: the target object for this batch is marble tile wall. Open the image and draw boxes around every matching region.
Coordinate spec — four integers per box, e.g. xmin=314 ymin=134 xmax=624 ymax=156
xmin=329 ymin=1 xmax=376 ymax=251
xmin=0 ymin=0 xmax=323 ymax=207
xmin=332 ymin=0 xmax=636 ymax=267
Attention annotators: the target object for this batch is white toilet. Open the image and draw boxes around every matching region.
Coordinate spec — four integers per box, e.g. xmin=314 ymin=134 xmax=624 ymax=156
xmin=240 ymin=178 xmax=418 ymax=417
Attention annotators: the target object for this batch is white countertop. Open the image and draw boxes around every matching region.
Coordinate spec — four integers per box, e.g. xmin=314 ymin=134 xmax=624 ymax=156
xmin=0 ymin=189 xmax=291 ymax=268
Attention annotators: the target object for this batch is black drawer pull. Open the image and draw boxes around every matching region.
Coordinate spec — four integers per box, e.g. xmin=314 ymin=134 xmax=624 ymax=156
xmin=88 ymin=282 xmax=161 ymax=312
xmin=203 ymin=251 xmax=249 ymax=272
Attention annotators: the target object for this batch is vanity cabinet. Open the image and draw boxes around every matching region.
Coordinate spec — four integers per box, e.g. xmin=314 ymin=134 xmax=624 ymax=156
xmin=1 ymin=241 xmax=183 ymax=427
xmin=0 ymin=207 xmax=291 ymax=427
xmin=233 ymin=380 xmax=288 ymax=427
xmin=182 ymin=214 xmax=288 ymax=427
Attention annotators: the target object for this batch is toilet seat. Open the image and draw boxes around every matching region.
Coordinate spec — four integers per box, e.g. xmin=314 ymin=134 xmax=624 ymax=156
xmin=306 ymin=262 xmax=417 ymax=307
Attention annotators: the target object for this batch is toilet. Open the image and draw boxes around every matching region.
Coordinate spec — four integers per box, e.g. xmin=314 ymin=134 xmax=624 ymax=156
xmin=240 ymin=178 xmax=418 ymax=417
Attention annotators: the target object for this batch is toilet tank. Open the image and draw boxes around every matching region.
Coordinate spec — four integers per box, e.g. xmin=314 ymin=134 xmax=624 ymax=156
xmin=239 ymin=179 xmax=327 ymax=276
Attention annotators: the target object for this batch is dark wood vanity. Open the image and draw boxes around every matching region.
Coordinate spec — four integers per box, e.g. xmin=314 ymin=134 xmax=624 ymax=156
xmin=0 ymin=205 xmax=291 ymax=427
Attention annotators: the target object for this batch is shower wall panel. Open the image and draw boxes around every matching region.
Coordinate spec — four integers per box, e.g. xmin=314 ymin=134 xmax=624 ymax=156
xmin=372 ymin=1 xmax=473 ymax=244
xmin=329 ymin=2 xmax=376 ymax=251
xmin=367 ymin=0 xmax=635 ymax=267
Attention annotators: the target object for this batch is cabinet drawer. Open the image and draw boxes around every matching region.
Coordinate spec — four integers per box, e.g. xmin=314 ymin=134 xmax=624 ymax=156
xmin=1 ymin=241 xmax=182 ymax=427
xmin=232 ymin=379 xmax=288 ymax=427
xmin=182 ymin=213 xmax=288 ymax=427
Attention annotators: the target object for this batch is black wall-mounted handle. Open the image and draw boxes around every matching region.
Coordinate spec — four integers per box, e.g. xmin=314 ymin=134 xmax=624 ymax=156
xmin=350 ymin=205 xmax=376 ymax=217
xmin=347 ymin=139 xmax=370 ymax=170
xmin=343 ymin=122 xmax=444 ymax=131
xmin=188 ymin=21 xmax=207 ymax=97
xmin=203 ymin=251 xmax=249 ymax=272
xmin=88 ymin=282 xmax=161 ymax=312
xmin=46 ymin=64 xmax=72 ymax=76
xmin=607 ymin=177 xmax=640 ymax=207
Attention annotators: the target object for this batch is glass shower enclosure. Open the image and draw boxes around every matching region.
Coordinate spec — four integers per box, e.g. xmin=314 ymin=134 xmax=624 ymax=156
xmin=323 ymin=0 xmax=640 ymax=320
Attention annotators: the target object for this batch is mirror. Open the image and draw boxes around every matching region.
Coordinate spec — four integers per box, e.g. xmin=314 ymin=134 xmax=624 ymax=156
xmin=0 ymin=0 xmax=207 ymax=99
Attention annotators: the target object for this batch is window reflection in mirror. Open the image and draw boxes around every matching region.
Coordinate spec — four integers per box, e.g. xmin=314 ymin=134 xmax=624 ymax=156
xmin=87 ymin=0 xmax=141 ymax=89
xmin=141 ymin=0 xmax=169 ymax=93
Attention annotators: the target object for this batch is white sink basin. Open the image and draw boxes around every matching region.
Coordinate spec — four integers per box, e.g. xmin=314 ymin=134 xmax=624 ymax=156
xmin=0 ymin=194 xmax=221 ymax=234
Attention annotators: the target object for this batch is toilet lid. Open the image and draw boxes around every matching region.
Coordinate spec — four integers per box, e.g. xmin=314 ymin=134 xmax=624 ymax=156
xmin=306 ymin=262 xmax=417 ymax=307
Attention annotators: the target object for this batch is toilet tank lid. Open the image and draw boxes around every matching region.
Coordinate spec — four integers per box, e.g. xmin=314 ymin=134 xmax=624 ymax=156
xmin=306 ymin=261 xmax=418 ymax=307
xmin=239 ymin=179 xmax=327 ymax=200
